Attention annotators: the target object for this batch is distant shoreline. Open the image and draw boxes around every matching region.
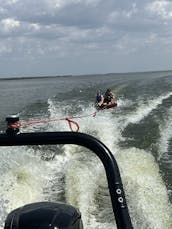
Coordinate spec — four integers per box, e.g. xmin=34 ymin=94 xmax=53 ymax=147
xmin=0 ymin=69 xmax=172 ymax=80
xmin=0 ymin=75 xmax=73 ymax=81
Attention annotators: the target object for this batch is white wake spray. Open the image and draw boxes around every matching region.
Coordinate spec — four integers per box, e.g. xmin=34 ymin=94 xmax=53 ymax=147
xmin=158 ymin=106 xmax=172 ymax=160
xmin=117 ymin=148 xmax=172 ymax=229
xmin=46 ymin=96 xmax=172 ymax=229
xmin=123 ymin=92 xmax=172 ymax=126
xmin=0 ymin=146 xmax=45 ymax=228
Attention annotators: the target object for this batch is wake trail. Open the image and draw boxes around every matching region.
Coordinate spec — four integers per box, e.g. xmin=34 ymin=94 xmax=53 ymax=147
xmin=121 ymin=92 xmax=172 ymax=127
xmin=158 ymin=106 xmax=172 ymax=160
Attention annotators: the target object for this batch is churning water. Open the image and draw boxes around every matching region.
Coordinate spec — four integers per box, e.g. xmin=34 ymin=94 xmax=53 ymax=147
xmin=0 ymin=72 xmax=172 ymax=228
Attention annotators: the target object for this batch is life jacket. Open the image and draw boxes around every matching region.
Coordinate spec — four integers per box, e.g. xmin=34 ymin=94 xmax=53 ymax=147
xmin=96 ymin=95 xmax=102 ymax=103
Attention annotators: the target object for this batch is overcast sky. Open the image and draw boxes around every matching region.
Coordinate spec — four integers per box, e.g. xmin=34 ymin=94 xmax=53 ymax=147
xmin=0 ymin=0 xmax=172 ymax=77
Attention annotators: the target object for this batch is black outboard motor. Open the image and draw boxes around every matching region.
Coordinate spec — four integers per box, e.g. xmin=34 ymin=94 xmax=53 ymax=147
xmin=4 ymin=202 xmax=83 ymax=229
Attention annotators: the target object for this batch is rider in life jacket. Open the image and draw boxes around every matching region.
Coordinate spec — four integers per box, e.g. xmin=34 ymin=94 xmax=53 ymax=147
xmin=103 ymin=88 xmax=115 ymax=104
xmin=95 ymin=90 xmax=104 ymax=107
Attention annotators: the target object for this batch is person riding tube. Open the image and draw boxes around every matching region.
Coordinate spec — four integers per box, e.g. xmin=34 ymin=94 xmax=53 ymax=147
xmin=103 ymin=88 xmax=115 ymax=105
xmin=95 ymin=90 xmax=104 ymax=108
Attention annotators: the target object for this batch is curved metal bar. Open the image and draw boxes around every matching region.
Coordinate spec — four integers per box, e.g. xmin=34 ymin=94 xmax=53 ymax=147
xmin=0 ymin=131 xmax=133 ymax=229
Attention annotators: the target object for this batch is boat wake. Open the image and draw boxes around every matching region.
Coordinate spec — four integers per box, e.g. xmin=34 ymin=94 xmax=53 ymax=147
xmin=0 ymin=92 xmax=172 ymax=229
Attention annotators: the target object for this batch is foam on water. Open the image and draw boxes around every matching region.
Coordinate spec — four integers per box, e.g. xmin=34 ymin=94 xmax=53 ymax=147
xmin=46 ymin=98 xmax=172 ymax=229
xmin=0 ymin=141 xmax=69 ymax=229
xmin=158 ymin=106 xmax=172 ymax=160
xmin=0 ymin=146 xmax=45 ymax=228
xmin=47 ymin=99 xmax=118 ymax=228
xmin=117 ymin=148 xmax=172 ymax=229
xmin=123 ymin=92 xmax=172 ymax=126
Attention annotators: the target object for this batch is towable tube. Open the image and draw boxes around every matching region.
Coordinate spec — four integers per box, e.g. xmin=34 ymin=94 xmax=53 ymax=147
xmin=96 ymin=102 xmax=117 ymax=110
xmin=2 ymin=115 xmax=133 ymax=229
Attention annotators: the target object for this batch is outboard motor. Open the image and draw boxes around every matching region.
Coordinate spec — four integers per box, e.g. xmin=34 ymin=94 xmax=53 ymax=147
xmin=4 ymin=202 xmax=83 ymax=229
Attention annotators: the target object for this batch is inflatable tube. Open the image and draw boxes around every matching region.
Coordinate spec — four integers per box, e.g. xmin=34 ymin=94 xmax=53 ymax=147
xmin=96 ymin=103 xmax=117 ymax=110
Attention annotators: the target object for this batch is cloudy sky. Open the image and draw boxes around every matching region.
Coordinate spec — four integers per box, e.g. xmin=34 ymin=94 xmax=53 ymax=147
xmin=0 ymin=0 xmax=172 ymax=77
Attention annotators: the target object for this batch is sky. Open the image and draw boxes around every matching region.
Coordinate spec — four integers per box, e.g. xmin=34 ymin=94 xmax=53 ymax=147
xmin=0 ymin=0 xmax=172 ymax=77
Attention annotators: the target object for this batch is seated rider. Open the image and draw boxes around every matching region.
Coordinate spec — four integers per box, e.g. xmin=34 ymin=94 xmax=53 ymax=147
xmin=103 ymin=88 xmax=115 ymax=105
xmin=95 ymin=90 xmax=104 ymax=107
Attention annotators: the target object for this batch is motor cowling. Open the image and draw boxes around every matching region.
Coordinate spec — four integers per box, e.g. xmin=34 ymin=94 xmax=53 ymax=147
xmin=4 ymin=202 xmax=83 ymax=229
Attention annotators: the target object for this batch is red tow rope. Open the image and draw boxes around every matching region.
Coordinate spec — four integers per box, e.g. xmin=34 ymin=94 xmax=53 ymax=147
xmin=7 ymin=121 xmax=20 ymax=129
xmin=20 ymin=111 xmax=96 ymax=132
